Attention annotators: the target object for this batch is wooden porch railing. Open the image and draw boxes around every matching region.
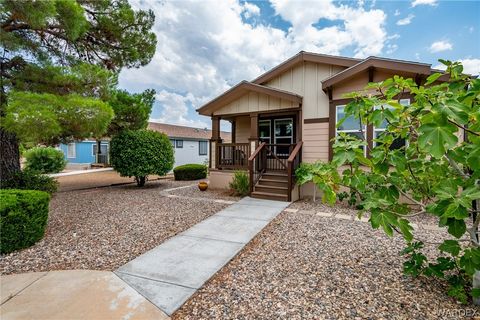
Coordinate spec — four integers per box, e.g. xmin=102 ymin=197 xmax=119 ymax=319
xmin=248 ymin=142 xmax=266 ymax=194
xmin=216 ymin=143 xmax=250 ymax=170
xmin=287 ymin=141 xmax=303 ymax=201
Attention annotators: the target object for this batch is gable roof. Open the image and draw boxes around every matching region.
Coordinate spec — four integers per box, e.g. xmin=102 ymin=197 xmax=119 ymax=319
xmin=148 ymin=122 xmax=231 ymax=141
xmin=196 ymin=80 xmax=303 ymax=116
xmin=321 ymin=56 xmax=434 ymax=90
xmin=252 ymin=51 xmax=361 ymax=85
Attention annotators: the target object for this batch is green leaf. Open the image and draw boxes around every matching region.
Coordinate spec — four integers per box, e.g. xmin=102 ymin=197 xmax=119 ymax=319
xmin=472 ymin=288 xmax=480 ymax=298
xmin=418 ymin=122 xmax=458 ymax=158
xmin=439 ymin=240 xmax=461 ymax=256
xmin=398 ymin=219 xmax=413 ymax=242
xmin=447 ymin=219 xmax=466 ymax=238
xmin=370 ymin=210 xmax=398 ymax=236
xmin=424 ymin=73 xmax=443 ymax=86
xmin=459 ymin=248 xmax=480 ymax=275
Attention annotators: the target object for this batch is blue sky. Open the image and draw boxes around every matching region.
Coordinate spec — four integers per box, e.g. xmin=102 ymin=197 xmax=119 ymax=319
xmin=119 ymin=0 xmax=480 ymax=130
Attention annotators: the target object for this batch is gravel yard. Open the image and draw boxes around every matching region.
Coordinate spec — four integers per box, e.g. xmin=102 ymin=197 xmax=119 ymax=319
xmin=174 ymin=208 xmax=477 ymax=319
xmin=0 ymin=177 xmax=229 ymax=275
xmin=290 ymin=198 xmax=441 ymax=227
xmin=167 ymin=184 xmax=242 ymax=201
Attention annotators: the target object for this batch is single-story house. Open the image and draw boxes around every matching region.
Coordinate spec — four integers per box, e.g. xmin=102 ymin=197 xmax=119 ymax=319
xmin=197 ymin=51 xmax=446 ymax=201
xmin=58 ymin=140 xmax=110 ymax=168
xmin=59 ymin=123 xmax=231 ymax=169
xmin=147 ymin=122 xmax=231 ymax=168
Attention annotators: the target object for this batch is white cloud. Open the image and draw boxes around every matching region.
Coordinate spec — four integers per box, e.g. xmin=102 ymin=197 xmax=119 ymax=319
xmin=151 ymin=90 xmax=209 ymax=128
xmin=243 ymin=2 xmax=260 ymax=19
xmin=411 ymin=0 xmax=437 ymax=7
xmin=120 ymin=0 xmax=389 ymax=126
xmin=396 ymin=14 xmax=414 ymax=26
xmin=434 ymin=59 xmax=480 ymax=76
xmin=386 ymin=44 xmax=398 ymax=54
xmin=394 ymin=9 xmax=400 ymax=16
xmin=429 ymin=40 xmax=453 ymax=53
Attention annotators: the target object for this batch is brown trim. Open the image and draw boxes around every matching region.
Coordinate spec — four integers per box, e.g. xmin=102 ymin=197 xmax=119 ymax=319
xmin=322 ymin=57 xmax=432 ymax=90
xmin=328 ymin=101 xmax=336 ymax=161
xmin=211 ymin=116 xmax=221 ymax=141
xmin=231 ymin=120 xmax=236 ymax=144
xmin=208 ymin=140 xmax=212 ymax=169
xmin=197 ymin=81 xmax=302 ymax=115
xmin=298 ymin=107 xmax=303 ymax=142
xmin=368 ymin=67 xmax=374 ymax=83
xmin=304 ymin=117 xmax=329 ymax=124
xmin=252 ymin=51 xmax=360 ymax=85
xmin=219 ymin=107 xmax=301 ymax=120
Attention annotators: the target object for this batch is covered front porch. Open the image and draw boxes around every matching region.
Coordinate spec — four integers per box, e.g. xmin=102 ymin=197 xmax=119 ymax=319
xmin=197 ymin=81 xmax=305 ymax=201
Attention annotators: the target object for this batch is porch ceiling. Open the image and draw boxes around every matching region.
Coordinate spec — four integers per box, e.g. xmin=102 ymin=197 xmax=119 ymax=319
xmin=196 ymin=81 xmax=302 ymax=116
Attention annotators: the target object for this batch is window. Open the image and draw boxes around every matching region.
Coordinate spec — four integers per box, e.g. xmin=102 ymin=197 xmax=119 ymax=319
xmin=176 ymin=140 xmax=183 ymax=148
xmin=92 ymin=143 xmax=108 ymax=155
xmin=335 ymin=105 xmax=366 ymax=153
xmin=373 ymin=99 xmax=410 ymax=150
xmin=67 ymin=143 xmax=76 ymax=158
xmin=274 ymin=118 xmax=293 ymax=156
xmin=199 ymin=141 xmax=208 ymax=155
xmin=259 ymin=120 xmax=271 ymax=144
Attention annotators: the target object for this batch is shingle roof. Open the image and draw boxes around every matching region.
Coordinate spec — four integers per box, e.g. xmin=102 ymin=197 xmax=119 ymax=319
xmin=148 ymin=122 xmax=231 ymax=141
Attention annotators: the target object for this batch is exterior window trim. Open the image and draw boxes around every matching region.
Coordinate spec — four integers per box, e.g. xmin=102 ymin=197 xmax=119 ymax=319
xmin=335 ymin=105 xmax=367 ymax=155
xmin=199 ymin=140 xmax=208 ymax=156
xmin=67 ymin=142 xmax=76 ymax=158
xmin=373 ymin=99 xmax=410 ymax=148
xmin=259 ymin=119 xmax=271 ymax=144
xmin=273 ymin=118 xmax=294 ymax=145
xmin=176 ymin=140 xmax=183 ymax=148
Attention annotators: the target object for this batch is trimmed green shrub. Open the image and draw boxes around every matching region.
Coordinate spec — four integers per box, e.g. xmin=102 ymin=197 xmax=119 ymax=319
xmin=229 ymin=170 xmax=249 ymax=196
xmin=1 ymin=170 xmax=58 ymax=194
xmin=24 ymin=147 xmax=66 ymax=174
xmin=173 ymin=164 xmax=207 ymax=181
xmin=0 ymin=189 xmax=50 ymax=254
xmin=110 ymin=130 xmax=174 ymax=186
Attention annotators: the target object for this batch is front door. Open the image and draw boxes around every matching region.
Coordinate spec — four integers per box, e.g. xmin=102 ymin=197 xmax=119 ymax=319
xmin=258 ymin=115 xmax=296 ymax=158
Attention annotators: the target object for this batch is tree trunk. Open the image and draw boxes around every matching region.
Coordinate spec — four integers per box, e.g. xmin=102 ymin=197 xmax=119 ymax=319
xmin=135 ymin=176 xmax=146 ymax=187
xmin=0 ymin=127 xmax=20 ymax=184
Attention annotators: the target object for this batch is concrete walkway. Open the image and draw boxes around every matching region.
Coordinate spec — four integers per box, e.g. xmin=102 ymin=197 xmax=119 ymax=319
xmin=115 ymin=197 xmax=289 ymax=315
xmin=0 ymin=270 xmax=169 ymax=320
xmin=49 ymin=167 xmax=113 ymax=177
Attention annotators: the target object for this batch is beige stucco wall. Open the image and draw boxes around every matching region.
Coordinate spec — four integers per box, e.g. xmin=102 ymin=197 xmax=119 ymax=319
xmin=302 ymin=122 xmax=329 ymax=163
xmin=265 ymin=62 xmax=346 ymax=120
xmin=208 ymin=170 xmax=234 ymax=189
xmin=212 ymin=91 xmax=298 ymax=116
xmin=235 ymin=116 xmax=250 ymax=143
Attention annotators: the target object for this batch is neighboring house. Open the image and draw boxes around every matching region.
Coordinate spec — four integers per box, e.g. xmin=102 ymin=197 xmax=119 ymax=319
xmin=59 ymin=140 xmax=110 ymax=167
xmin=147 ymin=122 xmax=231 ymax=168
xmin=197 ymin=51 xmax=445 ymax=201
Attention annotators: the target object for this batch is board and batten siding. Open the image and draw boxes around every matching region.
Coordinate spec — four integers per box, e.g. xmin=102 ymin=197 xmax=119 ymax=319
xmin=212 ymin=92 xmax=297 ymax=116
xmin=264 ymin=62 xmax=345 ymax=119
xmin=234 ymin=116 xmax=250 ymax=143
xmin=302 ymin=122 xmax=329 ymax=163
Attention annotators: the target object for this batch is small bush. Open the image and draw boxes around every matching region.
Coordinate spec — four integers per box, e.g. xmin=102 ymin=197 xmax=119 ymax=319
xmin=174 ymin=164 xmax=207 ymax=181
xmin=110 ymin=130 xmax=174 ymax=186
xmin=229 ymin=171 xmax=249 ymax=196
xmin=0 ymin=189 xmax=50 ymax=254
xmin=1 ymin=170 xmax=58 ymax=194
xmin=24 ymin=147 xmax=66 ymax=174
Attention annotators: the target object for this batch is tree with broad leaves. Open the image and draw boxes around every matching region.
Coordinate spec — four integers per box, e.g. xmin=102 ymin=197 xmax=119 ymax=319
xmin=297 ymin=60 xmax=480 ymax=304
xmin=0 ymin=0 xmax=156 ymax=182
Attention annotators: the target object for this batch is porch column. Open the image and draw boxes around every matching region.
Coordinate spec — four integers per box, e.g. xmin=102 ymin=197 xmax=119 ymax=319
xmin=249 ymin=113 xmax=258 ymax=155
xmin=231 ymin=120 xmax=236 ymax=144
xmin=210 ymin=116 xmax=222 ymax=169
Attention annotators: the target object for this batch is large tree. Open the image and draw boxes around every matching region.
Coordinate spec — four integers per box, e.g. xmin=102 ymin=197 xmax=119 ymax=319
xmin=0 ymin=0 xmax=156 ymax=181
